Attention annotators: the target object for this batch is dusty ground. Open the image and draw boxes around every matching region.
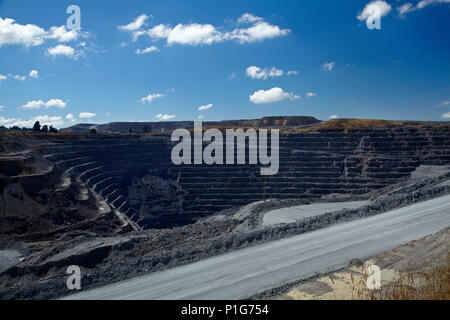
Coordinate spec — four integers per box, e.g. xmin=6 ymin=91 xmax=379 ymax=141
xmin=262 ymin=200 xmax=369 ymax=226
xmin=272 ymin=227 xmax=449 ymax=300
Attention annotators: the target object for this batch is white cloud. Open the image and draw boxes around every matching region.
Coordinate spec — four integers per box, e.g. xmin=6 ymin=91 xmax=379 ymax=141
xmin=357 ymin=1 xmax=392 ymax=23
xmin=397 ymin=3 xmax=416 ymax=16
xmin=0 ymin=105 xmax=4 ymax=111
xmin=306 ymin=92 xmax=316 ymax=98
xmin=121 ymin=13 xmax=290 ymax=47
xmin=322 ymin=61 xmax=336 ymax=71
xmin=249 ymin=87 xmax=300 ymax=104
xmin=398 ymin=0 xmax=450 ymax=17
xmin=0 ymin=17 xmax=47 ymax=47
xmin=198 ymin=114 xmax=205 ymax=120
xmin=286 ymin=70 xmax=299 ymax=76
xmin=0 ymin=115 xmax=64 ymax=128
xmin=46 ymin=44 xmax=76 ymax=59
xmin=229 ymin=21 xmax=290 ymax=43
xmin=79 ymin=112 xmax=96 ymax=119
xmin=22 ymin=98 xmax=67 ymax=110
xmin=47 ymin=26 xmax=81 ymax=42
xmin=329 ymin=115 xmax=339 ymax=119
xmin=237 ymin=13 xmax=263 ymax=24
xmin=45 ymin=99 xmax=67 ymax=109
xmin=155 ymin=113 xmax=175 ymax=121
xmin=22 ymin=100 xmax=44 ymax=109
xmin=65 ymin=113 xmax=75 ymax=121
xmin=0 ymin=74 xmax=6 ymax=82
xmin=135 ymin=46 xmax=159 ymax=54
xmin=228 ymin=72 xmax=237 ymax=80
xmin=246 ymin=66 xmax=284 ymax=80
xmin=198 ymin=103 xmax=213 ymax=111
xmin=146 ymin=24 xmax=172 ymax=39
xmin=11 ymin=74 xmax=26 ymax=81
xmin=29 ymin=70 xmax=38 ymax=78
xmin=442 ymin=112 xmax=450 ymax=119
xmin=417 ymin=0 xmax=450 ymax=9
xmin=167 ymin=23 xmax=223 ymax=45
xmin=0 ymin=17 xmax=88 ymax=49
xmin=141 ymin=93 xmax=164 ymax=104
xmin=433 ymin=100 xmax=450 ymax=108
xmin=119 ymin=14 xmax=149 ymax=32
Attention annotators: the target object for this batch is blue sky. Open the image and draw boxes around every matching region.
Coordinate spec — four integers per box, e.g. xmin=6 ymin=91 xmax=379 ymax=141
xmin=0 ymin=0 xmax=449 ymax=128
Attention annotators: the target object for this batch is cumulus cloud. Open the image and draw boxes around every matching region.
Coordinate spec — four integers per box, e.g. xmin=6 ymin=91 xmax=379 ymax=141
xmin=198 ymin=103 xmax=213 ymax=111
xmin=47 ymin=25 xmax=83 ymax=42
xmin=249 ymin=87 xmax=300 ymax=104
xmin=0 ymin=70 xmax=39 ymax=83
xmin=135 ymin=46 xmax=159 ymax=54
xmin=398 ymin=0 xmax=450 ymax=17
xmin=246 ymin=66 xmax=284 ymax=80
xmin=329 ymin=115 xmax=339 ymax=119
xmin=141 ymin=93 xmax=164 ymax=104
xmin=29 ymin=70 xmax=38 ymax=78
xmin=0 ymin=115 xmax=64 ymax=128
xmin=357 ymin=1 xmax=392 ymax=23
xmin=0 ymin=17 xmax=47 ymax=47
xmin=168 ymin=23 xmax=223 ymax=45
xmin=237 ymin=13 xmax=263 ymax=24
xmin=442 ymin=112 xmax=450 ymax=119
xmin=0 ymin=17 xmax=88 ymax=48
xmin=10 ymin=74 xmax=26 ymax=81
xmin=229 ymin=20 xmax=290 ymax=43
xmin=155 ymin=113 xmax=175 ymax=121
xmin=397 ymin=3 xmax=416 ymax=16
xmin=119 ymin=13 xmax=290 ymax=47
xmin=79 ymin=112 xmax=96 ymax=119
xmin=46 ymin=44 xmax=82 ymax=59
xmin=417 ymin=0 xmax=450 ymax=9
xmin=65 ymin=113 xmax=75 ymax=122
xmin=22 ymin=98 xmax=67 ymax=110
xmin=118 ymin=14 xmax=150 ymax=32
xmin=305 ymin=92 xmax=317 ymax=98
xmin=322 ymin=61 xmax=335 ymax=71
xmin=286 ymin=70 xmax=299 ymax=76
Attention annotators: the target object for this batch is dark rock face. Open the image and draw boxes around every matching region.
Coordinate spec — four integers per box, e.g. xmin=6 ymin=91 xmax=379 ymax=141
xmin=38 ymin=124 xmax=450 ymax=230
xmin=127 ymin=175 xmax=187 ymax=229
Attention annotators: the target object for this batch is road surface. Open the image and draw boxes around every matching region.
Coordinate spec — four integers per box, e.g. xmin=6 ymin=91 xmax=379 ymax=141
xmin=63 ymin=194 xmax=450 ymax=300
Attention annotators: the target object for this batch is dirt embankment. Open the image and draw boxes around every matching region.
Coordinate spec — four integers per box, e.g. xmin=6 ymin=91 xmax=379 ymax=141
xmin=269 ymin=227 xmax=449 ymax=300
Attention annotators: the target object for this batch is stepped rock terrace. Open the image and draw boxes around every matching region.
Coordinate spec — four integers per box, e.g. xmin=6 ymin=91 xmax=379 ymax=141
xmin=38 ymin=120 xmax=450 ymax=230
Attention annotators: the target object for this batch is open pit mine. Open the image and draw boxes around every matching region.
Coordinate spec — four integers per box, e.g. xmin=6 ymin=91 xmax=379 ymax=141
xmin=0 ymin=117 xmax=449 ymax=299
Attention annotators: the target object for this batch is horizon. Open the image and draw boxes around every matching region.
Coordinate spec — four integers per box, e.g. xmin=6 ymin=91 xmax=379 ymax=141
xmin=1 ymin=0 xmax=449 ymax=129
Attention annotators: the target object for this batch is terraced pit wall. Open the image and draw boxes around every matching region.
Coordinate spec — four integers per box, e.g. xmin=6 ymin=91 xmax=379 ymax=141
xmin=41 ymin=125 xmax=450 ymax=229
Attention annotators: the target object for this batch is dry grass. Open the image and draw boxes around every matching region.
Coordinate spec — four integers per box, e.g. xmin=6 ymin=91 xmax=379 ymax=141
xmin=352 ymin=256 xmax=450 ymax=300
xmin=186 ymin=125 xmax=268 ymax=133
xmin=291 ymin=119 xmax=405 ymax=133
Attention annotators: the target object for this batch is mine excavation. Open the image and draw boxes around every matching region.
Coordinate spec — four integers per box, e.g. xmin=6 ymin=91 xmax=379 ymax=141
xmin=1 ymin=1 xmax=450 ymax=305
xmin=1 ymin=117 xmax=449 ymax=299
